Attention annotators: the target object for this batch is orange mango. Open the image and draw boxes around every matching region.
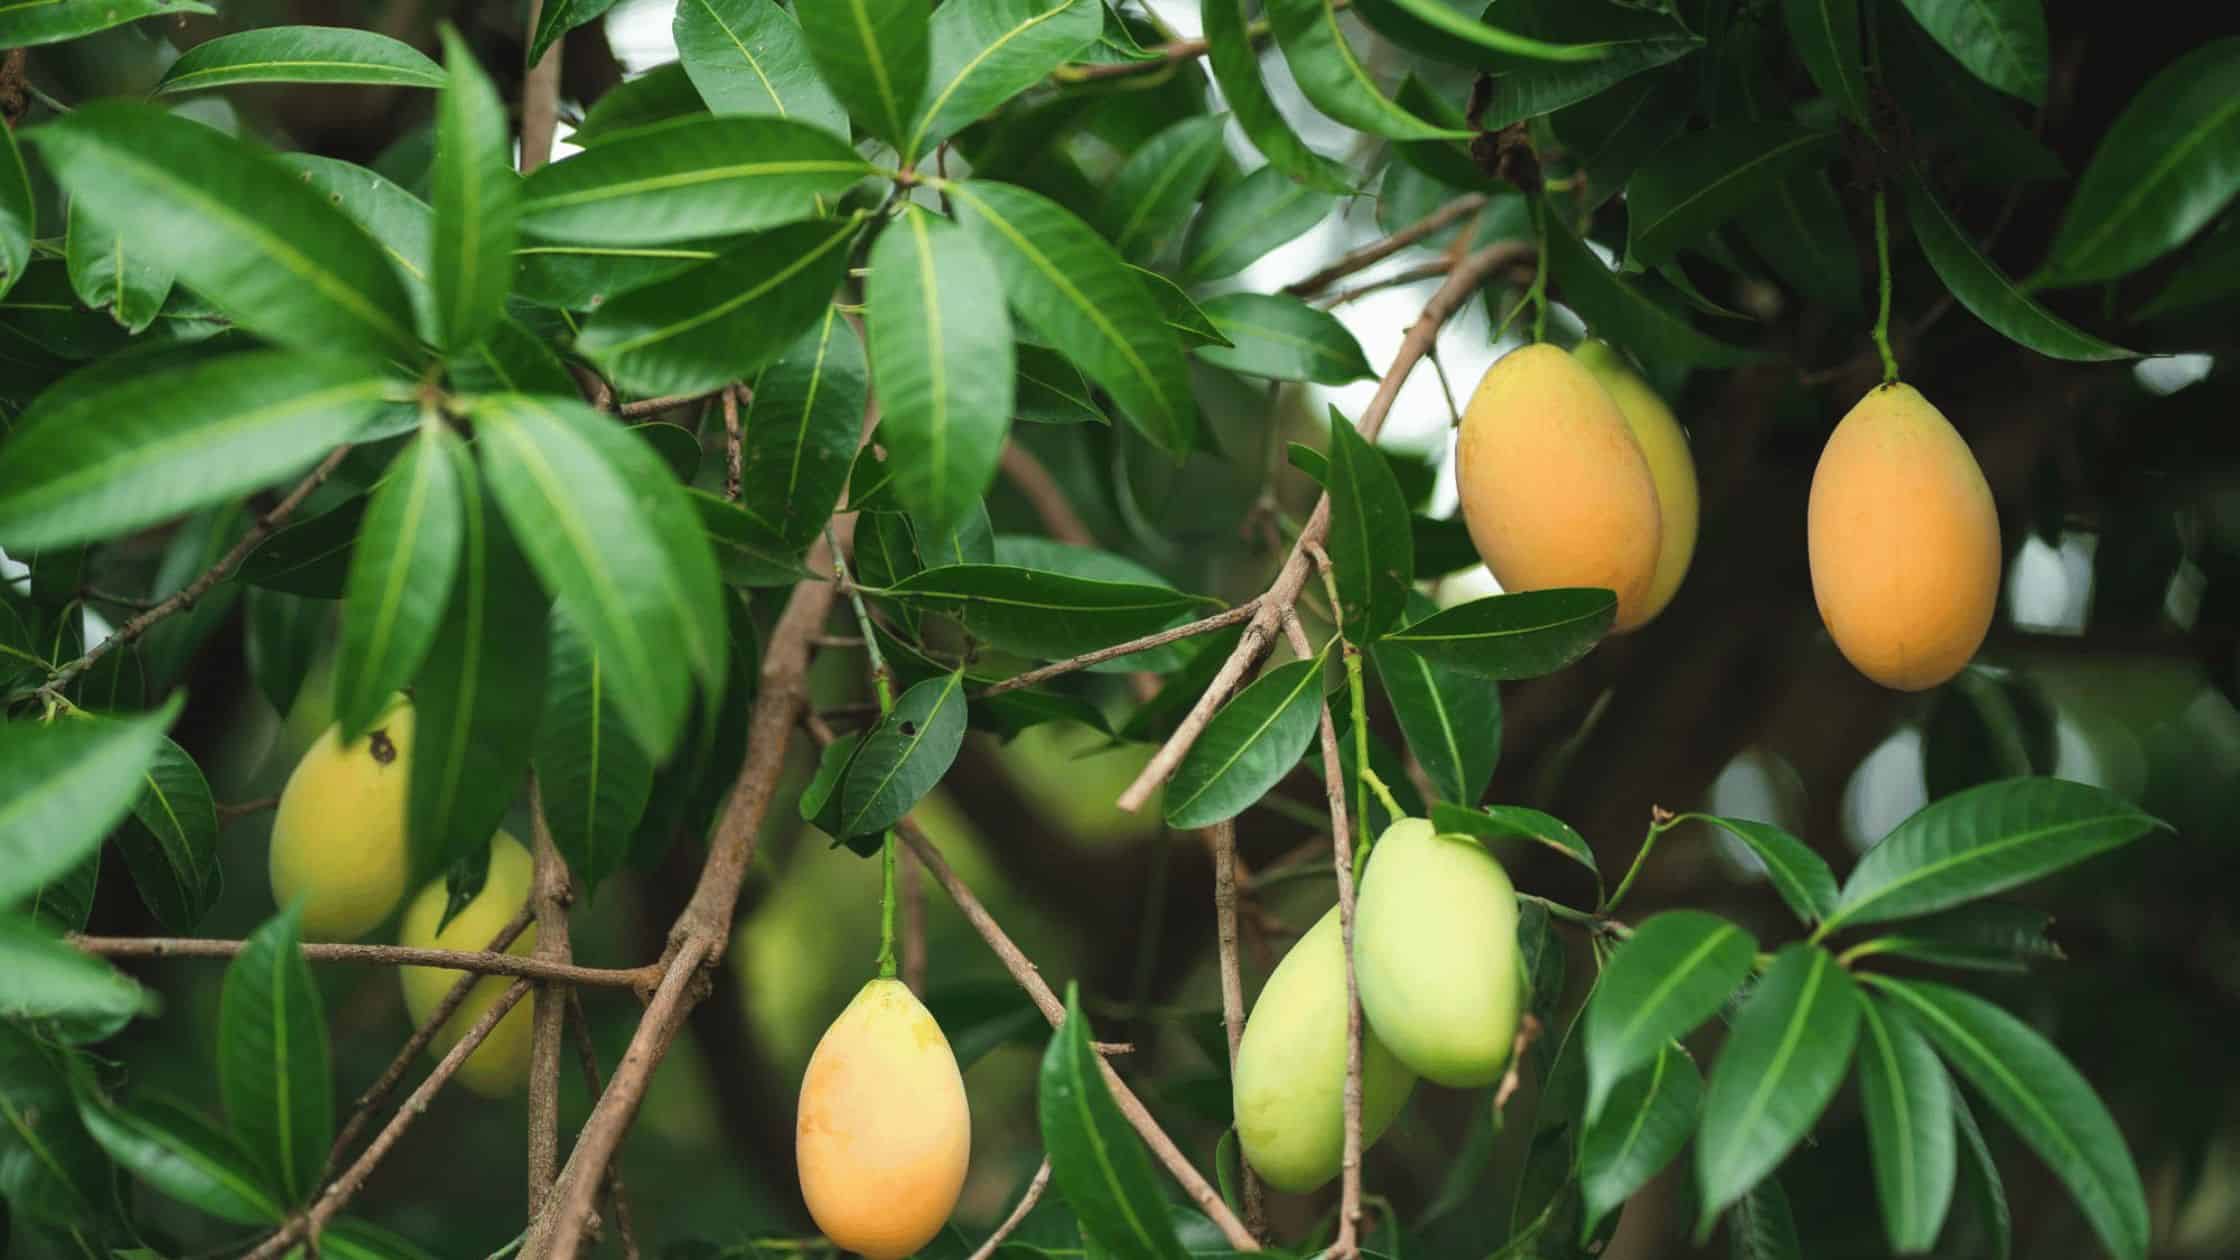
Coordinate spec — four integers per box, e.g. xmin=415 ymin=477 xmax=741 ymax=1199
xmin=1574 ymin=339 xmax=1699 ymax=627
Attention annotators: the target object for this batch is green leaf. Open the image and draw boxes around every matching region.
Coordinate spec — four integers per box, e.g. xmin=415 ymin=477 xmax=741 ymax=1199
xmin=1200 ymin=0 xmax=1351 ymax=192
xmin=1894 ymin=0 xmax=2047 ymax=105
xmin=429 ymin=26 xmax=519 ymax=352
xmin=1039 ymin=983 xmax=1189 ymax=1260
xmin=673 ymin=0 xmax=849 ymax=134
xmin=0 ymin=0 xmax=214 ymax=49
xmin=1729 ymin=1175 xmax=1804 ymax=1259
xmin=2038 ymin=39 xmax=2240 ymax=285
xmin=1544 ymin=210 xmax=1759 ymax=367
xmin=1133 ymin=265 xmax=1231 ymax=349
xmin=240 ymin=497 xmax=365 ymax=599
xmin=0 ymin=118 xmax=29 ymax=302
xmin=77 ymin=1090 xmax=281 ymax=1226
xmin=1473 ymin=0 xmax=1703 ymax=129
xmin=27 ymin=850 xmax=101 ymax=935
xmin=949 ymin=180 xmax=1197 ymax=456
xmin=1581 ymin=1042 xmax=1700 ymax=1241
xmin=0 ymin=700 xmax=181 ymax=909
xmin=1182 ymin=165 xmax=1335 ymax=283
xmin=282 ymin=153 xmax=437 ymax=335
xmin=567 ymin=61 xmax=708 ymax=146
xmin=798 ymin=729 xmax=861 ymax=838
xmin=449 ymin=314 xmax=575 ymax=396
xmin=245 ymin=588 xmax=326 ymax=717
xmin=219 ymin=907 xmax=332 ymax=1206
xmin=1696 ymin=945 xmax=1862 ymax=1229
xmin=1737 ymin=169 xmax=1862 ymax=313
xmin=1951 ymin=1088 xmax=2013 ymax=1260
xmin=1267 ymin=0 xmax=1475 ymax=140
xmin=405 ymin=451 xmax=548 ymax=877
xmin=1827 ymin=777 xmax=2164 ymax=932
xmin=1850 ymin=903 xmax=2063 ymax=973
xmin=867 ymin=206 xmax=1016 ymax=532
xmin=910 ymin=0 xmax=1101 ymax=160
xmin=695 ymin=491 xmax=813 ymax=588
xmin=1624 ymin=125 xmax=1838 ymax=269
xmin=1196 ymin=294 xmax=1374 ymax=384
xmin=473 ymin=395 xmax=727 ymax=759
xmin=1431 ymin=802 xmax=1598 ymax=894
xmin=336 ymin=428 xmax=464 ymax=740
xmin=156 ymin=26 xmax=445 ymax=93
xmin=882 ymin=562 xmax=1217 ymax=661
xmin=0 ymin=350 xmax=393 ymax=552
xmin=1856 ymin=996 xmax=1958 ymax=1253
xmin=1680 ymin=814 xmax=1837 ymax=925
xmin=1165 ymin=653 xmax=1326 ymax=829
xmin=512 ymin=240 xmax=717 ymax=310
xmin=0 ymin=1025 xmax=111 ymax=1229
xmin=1585 ymin=910 xmax=1757 ymax=1123
xmin=744 ymin=305 xmax=868 ymax=546
xmin=0 ymin=914 xmax=154 ymax=1022
xmin=65 ymin=201 xmax=173 ymax=333
xmin=2135 ymin=219 xmax=2240 ymax=320
xmin=796 ymin=0 xmax=930 ymax=148
xmin=1379 ymin=588 xmax=1614 ymax=681
xmin=527 ymin=0 xmax=622 ymax=67
xmin=1783 ymin=0 xmax=1868 ymax=124
xmin=838 ymin=670 xmax=969 ymax=839
xmin=1101 ymin=114 xmax=1229 ymax=261
xmin=113 ymin=735 xmax=219 ymax=933
xmin=1373 ymin=641 xmax=1498 ymax=806
xmin=518 ymin=116 xmax=868 ymax=245
xmin=1325 ymin=408 xmax=1412 ymax=639
xmin=1867 ymin=976 xmax=2147 ymax=1260
xmin=319 ymin=1218 xmax=447 ymax=1260
xmin=576 ymin=216 xmax=858 ymax=397
xmin=534 ymin=606 xmax=654 ymax=895
xmin=1901 ymin=173 xmax=2135 ymax=362
xmin=28 ymin=102 xmax=421 ymax=358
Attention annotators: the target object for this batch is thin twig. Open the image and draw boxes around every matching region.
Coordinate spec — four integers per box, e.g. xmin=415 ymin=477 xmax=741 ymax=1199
xmin=966 ymin=1159 xmax=1054 ymax=1260
xmin=246 ymin=979 xmax=535 ymax=1259
xmin=37 ymin=446 xmax=352 ymax=697
xmin=1000 ymin=442 xmax=1096 ymax=547
xmin=1284 ymin=195 xmax=1490 ymax=299
xmin=526 ymin=779 xmax=575 ymax=1214
xmin=71 ymin=935 xmax=646 ymax=988
xmin=215 ymin=795 xmax=281 ymax=821
xmin=519 ymin=2 xmax=561 ymax=174
xmin=1319 ymin=259 xmax=1457 ymax=309
xmin=722 ymin=386 xmax=744 ymax=502
xmin=1117 ymin=242 xmax=1533 ymax=813
xmin=616 ymin=390 xmax=727 ymax=417
xmin=977 ymin=599 xmax=1261 ymax=698
xmin=80 ymin=587 xmax=157 ymax=612
xmin=565 ymin=990 xmax=640 ymax=1260
xmin=1207 ymin=820 xmax=1267 ymax=1238
xmin=900 ymin=844 xmax=927 ymax=996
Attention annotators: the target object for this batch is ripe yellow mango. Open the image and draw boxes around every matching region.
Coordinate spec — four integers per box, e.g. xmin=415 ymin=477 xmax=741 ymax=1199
xmin=1353 ymin=819 xmax=1523 ymax=1088
xmin=398 ymin=832 xmax=538 ymax=1097
xmin=268 ymin=698 xmax=414 ymax=941
xmin=1456 ymin=343 xmax=1664 ymax=631
xmin=1573 ymin=339 xmax=1698 ymax=627
xmin=1808 ymin=383 xmax=2001 ymax=691
xmin=1234 ymin=906 xmax=1415 ymax=1194
xmin=797 ymin=978 xmax=971 ymax=1260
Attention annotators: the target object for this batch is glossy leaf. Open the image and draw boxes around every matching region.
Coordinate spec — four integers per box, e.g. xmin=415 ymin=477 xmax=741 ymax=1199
xmin=1585 ymin=910 xmax=1757 ymax=1123
xmin=336 ymin=427 xmax=463 ymax=740
xmin=1373 ymin=641 xmax=1499 ymax=806
xmin=1902 ymin=174 xmax=2135 ymax=362
xmin=282 ymin=153 xmax=436 ymax=334
xmin=78 ymin=1091 xmax=282 ymax=1226
xmin=1101 ymin=114 xmax=1228 ymax=261
xmin=949 ymin=180 xmax=1197 ymax=455
xmin=1828 ymin=777 xmax=2164 ymax=932
xmin=0 ymin=700 xmax=180 ymax=909
xmin=1738 ymin=169 xmax=1862 ymax=313
xmin=567 ymin=62 xmax=707 ymax=145
xmin=1951 ymin=1089 xmax=2013 ymax=1260
xmin=0 ymin=118 xmax=28 ymax=302
xmin=1544 ymin=211 xmax=1760 ymax=366
xmin=867 ymin=206 xmax=1016 ymax=532
xmin=1783 ymin=0 xmax=1868 ymax=123
xmin=696 ymin=491 xmax=813 ymax=588
xmin=0 ymin=1024 xmax=110 ymax=1228
xmin=1625 ymin=124 xmax=1838 ymax=268
xmin=0 ymin=914 xmax=154 ymax=1023
xmin=527 ymin=0 xmax=622 ymax=67
xmin=449 ymin=314 xmax=575 ymax=396
xmin=156 ymin=26 xmax=444 ymax=93
xmin=114 ymin=735 xmax=220 ymax=933
xmin=28 ymin=102 xmax=421 ymax=358
xmin=839 ymin=670 xmax=969 ymax=838
xmin=1856 ymin=996 xmax=1958 ymax=1252
xmin=1182 ymin=165 xmax=1335 ymax=283
xmin=1379 ymin=588 xmax=1615 ymax=681
xmin=1196 ymin=294 xmax=1374 ymax=384
xmin=1851 ymin=903 xmax=2063 ymax=973
xmin=512 ymin=240 xmax=716 ymax=310
xmin=1325 ymin=407 xmax=1412 ymax=640
xmin=910 ymin=0 xmax=1102 ymax=159
xmin=1729 ymin=1175 xmax=1805 ymax=1259
xmin=673 ymin=0 xmax=848 ymax=134
xmin=1165 ymin=654 xmax=1326 ymax=829
xmin=1134 ymin=265 xmax=1231 ymax=349
xmin=429 ymin=27 xmax=518 ymax=351
xmin=796 ymin=0 xmax=930 ymax=148
xmin=240 ymin=497 xmax=366 ymax=599
xmin=0 ymin=0 xmax=214 ymax=49
xmin=738 ymin=307 xmax=868 ymax=546
xmin=576 ymin=216 xmax=858 ymax=397
xmin=1869 ymin=977 xmax=2147 ymax=1260
xmin=1432 ymin=803 xmax=1598 ymax=896
xmin=219 ymin=907 xmax=332 ymax=1205
xmin=1039 ymin=983 xmax=1189 ymax=1260
xmin=1201 ymin=0 xmax=1351 ymax=192
xmin=65 ymin=202 xmax=173 ymax=333
xmin=1266 ymin=0 xmax=1474 ymax=141
xmin=1581 ymin=1042 xmax=1700 ymax=1241
xmin=1894 ymin=0 xmax=2047 ymax=105
xmin=1474 ymin=0 xmax=1703 ymax=128
xmin=518 ymin=116 xmax=868 ymax=245
xmin=535 ymin=606 xmax=654 ymax=895
xmin=1681 ymin=814 xmax=1838 ymax=925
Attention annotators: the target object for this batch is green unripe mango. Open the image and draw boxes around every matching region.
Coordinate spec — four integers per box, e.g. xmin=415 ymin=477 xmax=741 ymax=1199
xmin=1353 ymin=818 xmax=1523 ymax=1088
xmin=1233 ymin=905 xmax=1416 ymax=1194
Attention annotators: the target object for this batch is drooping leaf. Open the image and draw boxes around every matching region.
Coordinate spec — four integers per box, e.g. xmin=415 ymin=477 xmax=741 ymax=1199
xmin=1195 ymin=294 xmax=1375 ymax=384
xmin=909 ymin=0 xmax=1102 ymax=160
xmin=1379 ymin=588 xmax=1614 ymax=680
xmin=1680 ymin=814 xmax=1838 ymax=925
xmin=796 ymin=0 xmax=931 ymax=148
xmin=1101 ymin=114 xmax=1229 ymax=261
xmin=1473 ymin=0 xmax=1703 ymax=128
xmin=1324 ymin=406 xmax=1414 ymax=640
xmin=0 ymin=699 xmax=181 ymax=909
xmin=1543 ymin=210 xmax=1760 ymax=367
xmin=1729 ymin=1174 xmax=1805 ymax=1260
xmin=1783 ymin=0 xmax=1869 ymax=124
xmin=335 ymin=427 xmax=464 ymax=741
xmin=0 ymin=1025 xmax=111 ymax=1229
xmin=64 ymin=201 xmax=174 ymax=333
xmin=1373 ymin=640 xmax=1499 ymax=807
xmin=743 ymin=306 xmax=869 ymax=546
xmin=156 ymin=26 xmax=446 ymax=93
xmin=1266 ymin=0 xmax=1476 ymax=141
xmin=113 ymin=735 xmax=220 ymax=933
xmin=695 ymin=489 xmax=814 ymax=588
xmin=0 ymin=0 xmax=215 ymax=49
xmin=1430 ymin=803 xmax=1598 ymax=895
xmin=1165 ymin=653 xmax=1326 ymax=829
xmin=673 ymin=0 xmax=849 ymax=134
xmin=218 ymin=907 xmax=332 ymax=1206
xmin=1848 ymin=903 xmax=2064 ymax=973
xmin=1581 ymin=1042 xmax=1700 ymax=1241
xmin=838 ymin=670 xmax=970 ymax=841
xmin=1039 ymin=983 xmax=1189 ymax=1260
xmin=518 ymin=116 xmax=869 ymax=245
xmin=77 ymin=1090 xmax=282 ymax=1226
xmin=1584 ymin=910 xmax=1757 ymax=1123
xmin=527 ymin=0 xmax=623 ymax=67
xmin=1624 ymin=124 xmax=1838 ymax=269
xmin=1200 ymin=0 xmax=1351 ymax=192
xmin=240 ymin=497 xmax=366 ymax=599
xmin=1901 ymin=174 xmax=2135 ymax=362
xmin=1182 ymin=165 xmax=1336 ymax=283
xmin=1737 ymin=169 xmax=1862 ymax=313
xmin=1856 ymin=995 xmax=1958 ymax=1253
xmin=881 ymin=563 xmax=1217 ymax=660
xmin=430 ymin=26 xmax=519 ymax=352
xmin=0 ymin=914 xmax=155 ymax=1023
xmin=1950 ymin=1089 xmax=2013 ymax=1260
xmin=244 ymin=588 xmax=326 ymax=718
xmin=1893 ymin=0 xmax=2048 ymax=105
xmin=535 ymin=606 xmax=655 ymax=895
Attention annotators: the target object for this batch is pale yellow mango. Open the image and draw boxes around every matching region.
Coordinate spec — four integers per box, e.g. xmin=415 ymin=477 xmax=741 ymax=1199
xmin=797 ymin=978 xmax=971 ymax=1260
xmin=268 ymin=698 xmax=413 ymax=941
xmin=1808 ymin=383 xmax=2001 ymax=691
xmin=1574 ymin=339 xmax=1698 ymax=627
xmin=1354 ymin=819 xmax=1523 ymax=1087
xmin=398 ymin=832 xmax=537 ymax=1097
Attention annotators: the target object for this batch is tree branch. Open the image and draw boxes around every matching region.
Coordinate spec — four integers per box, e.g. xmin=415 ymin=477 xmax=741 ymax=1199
xmin=1283 ymin=195 xmax=1491 ymax=299
xmin=616 ymin=390 xmax=727 ymax=417
xmin=976 ymin=599 xmax=1261 ymax=698
xmin=900 ymin=843 xmax=927 ymax=995
xmin=967 ymin=1159 xmax=1054 ymax=1260
xmin=1000 ymin=442 xmax=1096 ymax=547
xmin=1206 ymin=819 xmax=1266 ymax=1238
xmin=722 ymin=385 xmax=745 ymax=503
xmin=69 ymin=934 xmax=645 ymax=988
xmin=565 ymin=989 xmax=641 ymax=1260
xmin=527 ymin=779 xmax=575 ymax=1214
xmin=519 ymin=2 xmax=561 ymax=174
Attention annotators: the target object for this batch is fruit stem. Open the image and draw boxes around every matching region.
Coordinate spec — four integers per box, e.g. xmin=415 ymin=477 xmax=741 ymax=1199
xmin=1528 ymin=194 xmax=1551 ymax=344
xmin=1357 ymin=765 xmax=1405 ymax=830
xmin=878 ymin=832 xmax=899 ymax=980
xmin=1601 ymin=811 xmax=1683 ymax=915
xmin=827 ymin=521 xmax=901 ymax=979
xmin=1871 ymin=188 xmax=1900 ymax=385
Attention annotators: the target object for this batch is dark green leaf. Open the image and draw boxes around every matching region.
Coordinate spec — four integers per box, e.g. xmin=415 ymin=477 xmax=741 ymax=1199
xmin=1380 ymin=0 xmax=1614 ymax=62
xmin=1325 ymin=406 xmax=1413 ymax=639
xmin=535 ymin=606 xmax=654 ymax=894
xmin=518 ymin=116 xmax=868 ymax=245
xmin=1950 ymin=1089 xmax=2012 ymax=1260
xmin=27 ymin=850 xmax=101 ymax=935
xmin=1373 ymin=641 xmax=1499 ymax=806
xmin=695 ymin=488 xmax=814 ymax=587
xmin=799 ymin=728 xmax=861 ymax=838
xmin=1894 ymin=0 xmax=2047 ymax=105
xmin=527 ymin=0 xmax=622 ymax=67
xmin=2135 ymin=218 xmax=2240 ymax=319
xmin=0 ymin=699 xmax=181 ymax=908
xmin=1379 ymin=588 xmax=1614 ymax=680
xmin=156 ymin=26 xmax=445 ymax=93
xmin=448 ymin=314 xmax=575 ymax=396
xmin=0 ymin=0 xmax=215 ymax=49
xmin=1196 ymin=294 xmax=1373 ymax=384
xmin=281 ymin=153 xmax=436 ymax=335
xmin=114 ymin=735 xmax=219 ymax=933
xmin=882 ymin=562 xmax=1218 ymax=660
xmin=1696 ymin=945 xmax=1861 ymax=1227
xmin=65 ymin=202 xmax=173 ymax=333
xmin=1133 ymin=265 xmax=1231 ymax=349
xmin=1039 ymin=983 xmax=1189 ymax=1260
xmin=0 ymin=118 xmax=29 ymax=303
xmin=1728 ymin=1175 xmax=1804 ymax=1260
xmin=219 ymin=907 xmax=332 ymax=1205
xmin=1783 ymin=0 xmax=1868 ymax=123
xmin=1165 ymin=653 xmax=1325 ymax=829
xmin=240 ymin=497 xmax=366 ymax=599
xmin=1585 ymin=910 xmax=1756 ymax=1122
xmin=1101 ymin=114 xmax=1228 ymax=261
xmin=1850 ymin=903 xmax=2063 ymax=973
xmin=512 ymin=240 xmax=719 ymax=311
xmin=1431 ymin=802 xmax=1597 ymax=894
xmin=1182 ymin=165 xmax=1335 ymax=283
xmin=1868 ymin=977 xmax=2146 ymax=1260
xmin=576 ymin=216 xmax=857 ymax=397
xmin=567 ymin=62 xmax=708 ymax=146
xmin=910 ymin=0 xmax=1102 ymax=159
xmin=1267 ymin=0 xmax=1475 ymax=141
xmin=1827 ymin=777 xmax=2164 ymax=932
xmin=1901 ymin=174 xmax=2134 ymax=362
xmin=839 ymin=670 xmax=969 ymax=838
xmin=1474 ymin=0 xmax=1703 ymax=128
xmin=1681 ymin=813 xmax=1837 ymax=925
xmin=1016 ymin=343 xmax=1108 ymax=424
xmin=0 ymin=914 xmax=154 ymax=1023
xmin=743 ymin=305 xmax=868 ymax=545
xmin=1737 ymin=170 xmax=1862 ymax=313
xmin=319 ymin=1218 xmax=446 ymax=1260
xmin=796 ymin=0 xmax=930 ymax=148
xmin=950 ymin=180 xmax=1197 ymax=456
xmin=336 ymin=427 xmax=463 ymax=741
xmin=244 ymin=588 xmax=326 ymax=716
xmin=1200 ymin=0 xmax=1351 ymax=192
xmin=28 ymin=102 xmax=421 ymax=358
xmin=430 ymin=27 xmax=518 ymax=351
xmin=1581 ymin=1042 xmax=1700 ymax=1240
xmin=77 ymin=1090 xmax=281 ymax=1226
xmin=674 ymin=0 xmax=848 ymax=134
xmin=1544 ymin=211 xmax=1759 ymax=366
xmin=1625 ymin=125 xmax=1838 ymax=269
xmin=0 ymin=1025 xmax=110 ymax=1229
xmin=1857 ymin=996 xmax=1958 ymax=1252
